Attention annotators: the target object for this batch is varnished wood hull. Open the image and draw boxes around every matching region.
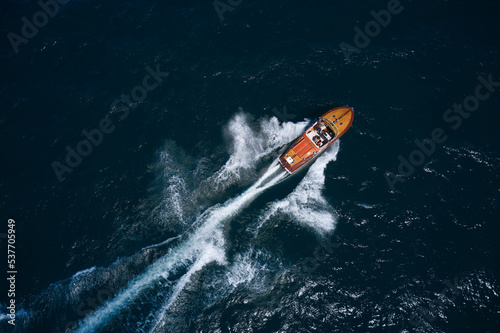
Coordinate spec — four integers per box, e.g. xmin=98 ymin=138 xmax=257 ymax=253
xmin=278 ymin=107 xmax=354 ymax=174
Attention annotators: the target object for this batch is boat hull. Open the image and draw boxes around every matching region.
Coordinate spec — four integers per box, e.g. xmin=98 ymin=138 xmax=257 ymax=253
xmin=278 ymin=106 xmax=354 ymax=174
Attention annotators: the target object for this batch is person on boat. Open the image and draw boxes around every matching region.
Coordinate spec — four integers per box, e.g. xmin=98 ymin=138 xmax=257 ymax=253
xmin=313 ymin=119 xmax=329 ymax=144
xmin=313 ymin=135 xmax=323 ymax=147
xmin=314 ymin=119 xmax=325 ymax=133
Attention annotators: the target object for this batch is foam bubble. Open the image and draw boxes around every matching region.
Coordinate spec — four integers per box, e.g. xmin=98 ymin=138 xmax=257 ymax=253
xmin=71 ymin=266 xmax=96 ymax=279
xmin=356 ymin=202 xmax=376 ymax=209
xmin=226 ymin=248 xmax=282 ymax=291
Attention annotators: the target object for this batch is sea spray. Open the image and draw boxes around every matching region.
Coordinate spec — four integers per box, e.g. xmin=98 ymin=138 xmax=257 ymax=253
xmin=257 ymin=141 xmax=340 ymax=235
xmin=149 ymin=244 xmax=226 ymax=332
xmin=18 ymin=112 xmax=318 ymax=333
xmin=206 ymin=111 xmax=309 ymax=191
xmin=149 ymin=113 xmax=309 ymax=233
xmin=74 ymin=162 xmax=287 ymax=333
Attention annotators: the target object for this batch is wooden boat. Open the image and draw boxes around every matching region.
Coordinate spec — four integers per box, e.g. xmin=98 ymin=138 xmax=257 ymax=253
xmin=278 ymin=106 xmax=354 ymax=174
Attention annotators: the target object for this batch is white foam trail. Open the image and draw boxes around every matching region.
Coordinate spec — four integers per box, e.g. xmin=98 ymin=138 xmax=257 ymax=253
xmin=152 ymin=113 xmax=308 ymax=230
xmin=207 ymin=111 xmax=308 ymax=189
xmin=150 ymin=247 xmax=284 ymax=332
xmin=16 ymin=113 xmax=308 ymax=333
xmin=149 ymin=244 xmax=225 ymax=333
xmin=72 ymin=266 xmax=96 ymax=279
xmin=74 ymin=163 xmax=287 ymax=333
xmin=165 ymin=175 xmax=187 ymax=221
xmin=141 ymin=235 xmax=181 ymax=251
xmin=258 ymin=141 xmax=340 ymax=235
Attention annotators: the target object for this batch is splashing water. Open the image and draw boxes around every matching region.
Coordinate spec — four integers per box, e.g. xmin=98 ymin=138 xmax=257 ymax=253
xmin=148 ymin=244 xmax=224 ymax=333
xmin=15 ymin=112 xmax=341 ymax=333
xmin=74 ymin=162 xmax=288 ymax=333
xmin=152 ymin=112 xmax=309 ymax=231
xmin=257 ymin=141 xmax=340 ymax=235
xmin=206 ymin=111 xmax=309 ymax=190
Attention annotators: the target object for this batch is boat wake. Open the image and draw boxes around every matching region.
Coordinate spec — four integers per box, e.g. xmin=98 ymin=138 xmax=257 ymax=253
xmin=257 ymin=141 xmax=340 ymax=235
xmin=205 ymin=111 xmax=309 ymax=191
xmin=74 ymin=161 xmax=288 ymax=333
xmin=7 ymin=111 xmax=341 ymax=333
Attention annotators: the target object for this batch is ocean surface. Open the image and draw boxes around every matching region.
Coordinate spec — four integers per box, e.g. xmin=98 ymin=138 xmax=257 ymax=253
xmin=1 ymin=0 xmax=500 ymax=332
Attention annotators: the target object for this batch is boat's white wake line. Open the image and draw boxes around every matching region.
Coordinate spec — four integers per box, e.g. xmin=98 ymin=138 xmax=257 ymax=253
xmin=150 ymin=112 xmax=308 ymax=233
xmin=74 ymin=163 xmax=287 ymax=333
xmin=148 ymin=244 xmax=224 ymax=333
xmin=8 ymin=112 xmax=309 ymax=333
xmin=257 ymin=141 xmax=340 ymax=235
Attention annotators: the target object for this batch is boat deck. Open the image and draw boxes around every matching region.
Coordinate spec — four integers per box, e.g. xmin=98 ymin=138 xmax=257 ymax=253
xmin=279 ymin=106 xmax=354 ymax=174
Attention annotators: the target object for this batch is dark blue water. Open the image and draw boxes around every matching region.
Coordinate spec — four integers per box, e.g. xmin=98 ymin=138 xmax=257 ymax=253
xmin=1 ymin=0 xmax=499 ymax=332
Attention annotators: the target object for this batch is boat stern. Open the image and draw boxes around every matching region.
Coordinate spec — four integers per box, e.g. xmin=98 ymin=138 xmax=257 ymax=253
xmin=278 ymin=136 xmax=318 ymax=174
xmin=278 ymin=156 xmax=293 ymax=174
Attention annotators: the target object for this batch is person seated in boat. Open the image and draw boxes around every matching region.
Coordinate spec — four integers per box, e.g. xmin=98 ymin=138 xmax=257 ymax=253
xmin=314 ymin=119 xmax=326 ymax=133
xmin=312 ymin=135 xmax=323 ymax=147
xmin=322 ymin=126 xmax=335 ymax=140
xmin=312 ymin=121 xmax=329 ymax=144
